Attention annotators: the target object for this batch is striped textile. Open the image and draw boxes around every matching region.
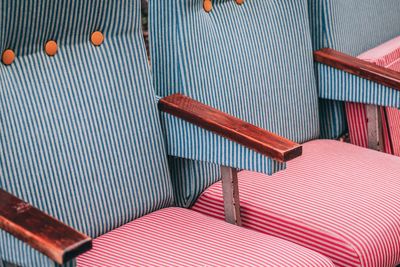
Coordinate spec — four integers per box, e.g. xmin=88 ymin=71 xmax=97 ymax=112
xmin=316 ymin=63 xmax=400 ymax=108
xmin=308 ymin=0 xmax=400 ymax=139
xmin=319 ymin=99 xmax=348 ymax=139
xmin=193 ymin=140 xmax=400 ymax=267
xmin=345 ymin=103 xmax=378 ymax=149
xmin=78 ymin=208 xmax=335 ymax=267
xmin=358 ymin=36 xmax=400 ymax=66
xmin=0 ymin=1 xmax=174 ymax=266
xmin=161 ymin=112 xmax=286 ymax=176
xmin=150 ymin=0 xmax=320 ymax=207
xmin=386 ymin=108 xmax=400 ymax=155
xmin=345 ymin=36 xmax=400 ymax=156
xmin=345 ymin=103 xmax=400 ymax=156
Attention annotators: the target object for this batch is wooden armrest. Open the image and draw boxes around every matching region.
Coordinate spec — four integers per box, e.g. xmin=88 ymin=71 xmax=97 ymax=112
xmin=314 ymin=48 xmax=400 ymax=92
xmin=0 ymin=189 xmax=92 ymax=265
xmin=159 ymin=94 xmax=302 ymax=162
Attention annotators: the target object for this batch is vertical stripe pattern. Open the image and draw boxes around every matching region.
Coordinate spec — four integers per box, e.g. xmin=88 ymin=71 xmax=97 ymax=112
xmin=193 ymin=140 xmax=400 ymax=267
xmin=308 ymin=0 xmax=400 ymax=139
xmin=161 ymin=113 xmax=286 ymax=178
xmin=346 ymin=36 xmax=400 ymax=156
xmin=316 ymin=63 xmax=400 ymax=108
xmin=150 ymin=0 xmax=320 ymax=207
xmin=0 ymin=1 xmax=174 ymax=266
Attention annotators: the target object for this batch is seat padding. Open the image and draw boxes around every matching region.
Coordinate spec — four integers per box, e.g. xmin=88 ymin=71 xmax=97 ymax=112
xmin=193 ymin=140 xmax=400 ymax=267
xmin=77 ymin=208 xmax=334 ymax=267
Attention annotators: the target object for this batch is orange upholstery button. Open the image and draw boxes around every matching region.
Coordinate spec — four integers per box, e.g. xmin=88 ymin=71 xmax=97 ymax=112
xmin=204 ymin=0 xmax=212 ymax=12
xmin=2 ymin=49 xmax=15 ymax=65
xmin=91 ymin=31 xmax=104 ymax=46
xmin=45 ymin=40 xmax=58 ymax=56
xmin=236 ymin=0 xmax=245 ymax=5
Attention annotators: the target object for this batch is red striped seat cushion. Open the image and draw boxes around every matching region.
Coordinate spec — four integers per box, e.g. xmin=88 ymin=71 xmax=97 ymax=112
xmin=193 ymin=140 xmax=400 ymax=267
xmin=346 ymin=36 xmax=400 ymax=156
xmin=77 ymin=208 xmax=334 ymax=267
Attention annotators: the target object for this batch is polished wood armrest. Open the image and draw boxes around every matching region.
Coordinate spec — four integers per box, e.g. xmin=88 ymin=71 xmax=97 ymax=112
xmin=159 ymin=94 xmax=302 ymax=162
xmin=314 ymin=48 xmax=400 ymax=92
xmin=0 ymin=189 xmax=92 ymax=265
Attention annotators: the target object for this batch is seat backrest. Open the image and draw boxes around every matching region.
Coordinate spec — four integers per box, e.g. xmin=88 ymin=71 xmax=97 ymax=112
xmin=308 ymin=0 xmax=400 ymax=138
xmin=150 ymin=0 xmax=320 ymax=206
xmin=0 ymin=1 xmax=173 ymax=266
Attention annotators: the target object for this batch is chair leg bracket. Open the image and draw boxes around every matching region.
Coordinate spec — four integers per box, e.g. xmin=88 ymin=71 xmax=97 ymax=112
xmin=221 ymin=166 xmax=242 ymax=226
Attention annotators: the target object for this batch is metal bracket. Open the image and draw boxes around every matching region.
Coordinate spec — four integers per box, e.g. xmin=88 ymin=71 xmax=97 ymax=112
xmin=366 ymin=104 xmax=384 ymax=152
xmin=220 ymin=166 xmax=242 ymax=226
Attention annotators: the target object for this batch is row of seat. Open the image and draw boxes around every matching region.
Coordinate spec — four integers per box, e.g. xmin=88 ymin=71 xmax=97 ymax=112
xmin=1 ymin=0 xmax=400 ymax=267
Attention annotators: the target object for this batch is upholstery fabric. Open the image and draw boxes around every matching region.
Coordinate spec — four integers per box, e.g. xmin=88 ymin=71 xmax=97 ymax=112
xmin=345 ymin=103 xmax=393 ymax=154
xmin=319 ymin=99 xmax=347 ymax=139
xmin=193 ymin=140 xmax=400 ymax=267
xmin=78 ymin=208 xmax=335 ymax=267
xmin=316 ymin=63 xmax=400 ymax=108
xmin=345 ymin=36 xmax=400 ymax=156
xmin=150 ymin=0 xmax=320 ymax=207
xmin=308 ymin=0 xmax=400 ymax=139
xmin=0 ymin=1 xmax=174 ymax=266
xmin=161 ymin=112 xmax=286 ymax=175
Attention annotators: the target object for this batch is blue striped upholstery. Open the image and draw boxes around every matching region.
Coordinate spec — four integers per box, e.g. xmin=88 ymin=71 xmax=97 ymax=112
xmin=318 ymin=99 xmax=347 ymax=139
xmin=308 ymin=0 xmax=400 ymax=138
xmin=150 ymin=0 xmax=320 ymax=207
xmin=0 ymin=1 xmax=174 ymax=266
xmin=161 ymin=113 xmax=286 ymax=176
xmin=317 ymin=64 xmax=400 ymax=108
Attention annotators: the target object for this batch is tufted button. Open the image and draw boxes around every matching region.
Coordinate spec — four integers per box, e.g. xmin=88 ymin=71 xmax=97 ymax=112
xmin=236 ymin=0 xmax=245 ymax=5
xmin=204 ymin=0 xmax=212 ymax=12
xmin=45 ymin=40 xmax=58 ymax=56
xmin=2 ymin=49 xmax=15 ymax=65
xmin=91 ymin=31 xmax=104 ymax=46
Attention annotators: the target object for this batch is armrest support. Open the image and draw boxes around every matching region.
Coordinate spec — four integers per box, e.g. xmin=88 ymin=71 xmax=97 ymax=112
xmin=0 ymin=189 xmax=92 ymax=265
xmin=158 ymin=94 xmax=302 ymax=162
xmin=314 ymin=48 xmax=400 ymax=92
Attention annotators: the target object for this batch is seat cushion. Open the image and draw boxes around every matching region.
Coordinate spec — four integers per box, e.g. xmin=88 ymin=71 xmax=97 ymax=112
xmin=193 ymin=140 xmax=400 ymax=267
xmin=77 ymin=208 xmax=334 ymax=267
xmin=345 ymin=36 xmax=400 ymax=156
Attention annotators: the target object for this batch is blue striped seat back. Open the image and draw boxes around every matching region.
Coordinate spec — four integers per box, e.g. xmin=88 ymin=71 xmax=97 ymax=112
xmin=0 ymin=1 xmax=173 ymax=266
xmin=150 ymin=0 xmax=320 ymax=207
xmin=308 ymin=0 xmax=400 ymax=138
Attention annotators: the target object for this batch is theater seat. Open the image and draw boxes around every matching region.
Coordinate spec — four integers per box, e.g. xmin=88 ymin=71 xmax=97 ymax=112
xmin=193 ymin=140 xmax=400 ymax=267
xmin=77 ymin=208 xmax=334 ymax=267
xmin=345 ymin=36 xmax=400 ymax=156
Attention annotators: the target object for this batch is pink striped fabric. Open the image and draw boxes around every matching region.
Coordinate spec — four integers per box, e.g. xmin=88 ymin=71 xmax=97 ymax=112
xmin=77 ymin=208 xmax=334 ymax=267
xmin=345 ymin=103 xmax=394 ymax=154
xmin=193 ymin=140 xmax=400 ymax=267
xmin=346 ymin=36 xmax=400 ymax=156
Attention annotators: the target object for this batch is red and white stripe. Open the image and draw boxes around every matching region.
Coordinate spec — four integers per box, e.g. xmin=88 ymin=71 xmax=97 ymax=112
xmin=345 ymin=103 xmax=393 ymax=154
xmin=386 ymin=107 xmax=400 ymax=156
xmin=193 ymin=140 xmax=400 ymax=267
xmin=77 ymin=208 xmax=334 ymax=267
xmin=346 ymin=36 xmax=400 ymax=156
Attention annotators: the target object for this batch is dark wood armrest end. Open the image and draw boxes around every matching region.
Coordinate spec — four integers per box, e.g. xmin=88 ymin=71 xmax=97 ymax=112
xmin=0 ymin=189 xmax=92 ymax=265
